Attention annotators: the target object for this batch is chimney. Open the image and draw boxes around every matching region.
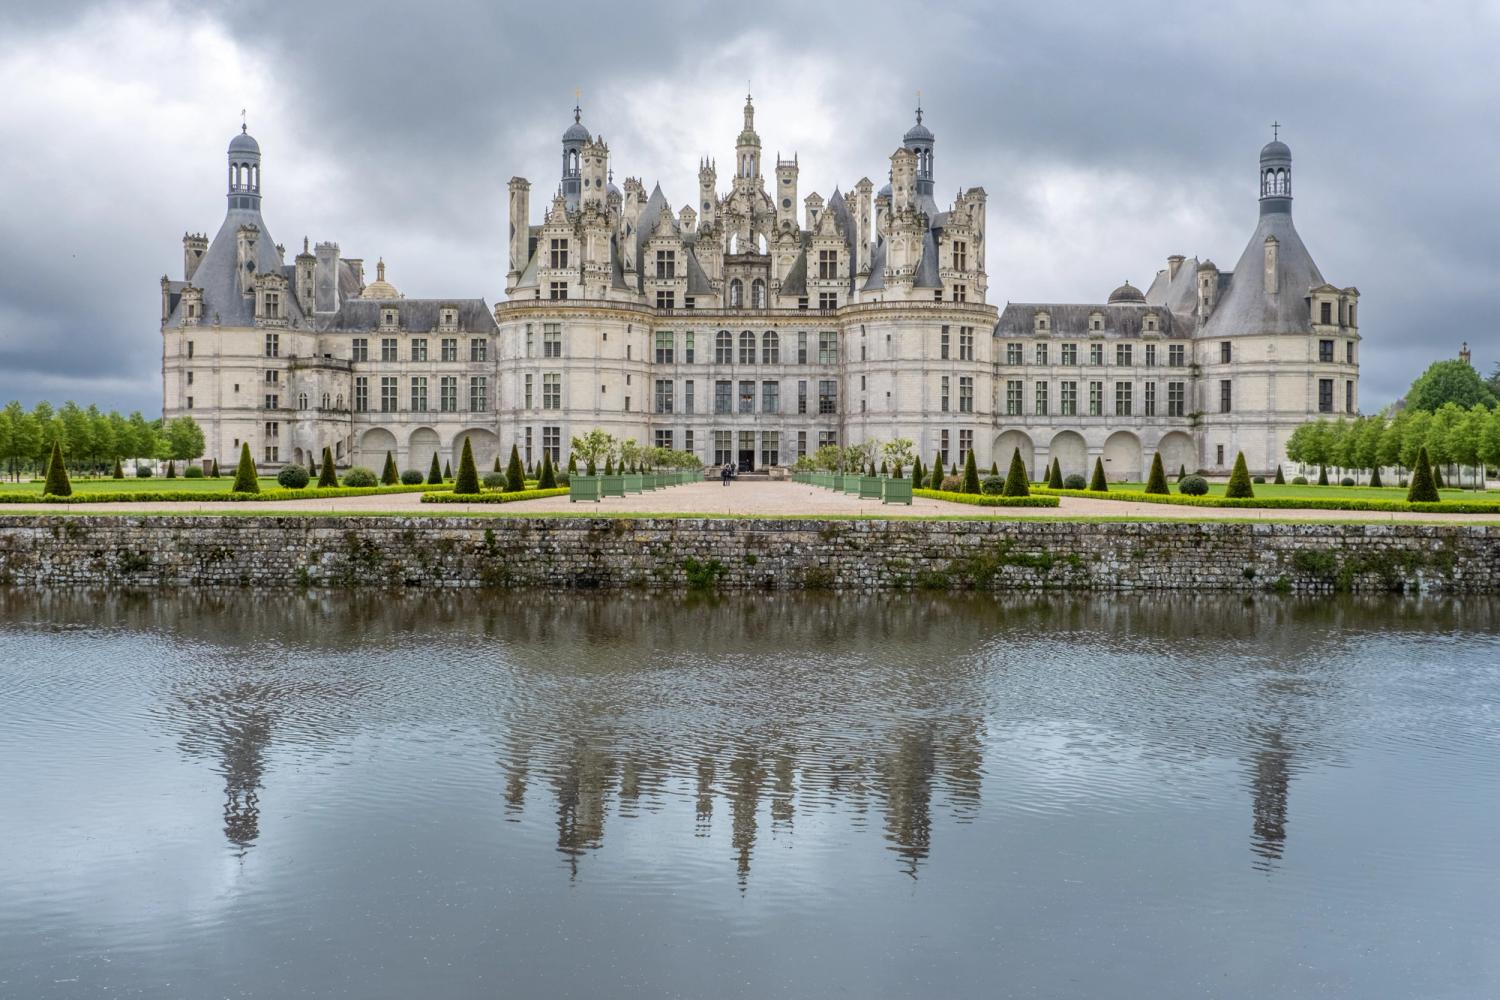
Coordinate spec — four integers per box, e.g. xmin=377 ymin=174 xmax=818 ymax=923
xmin=1263 ymin=237 xmax=1279 ymax=295
xmin=183 ymin=232 xmax=208 ymax=281
xmin=313 ymin=241 xmax=341 ymax=313
xmin=1167 ymin=254 xmax=1184 ymax=280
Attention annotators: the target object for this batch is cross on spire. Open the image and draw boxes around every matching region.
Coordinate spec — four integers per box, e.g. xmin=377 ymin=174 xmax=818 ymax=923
xmin=574 ymin=89 xmax=581 ymax=123
xmin=1271 ymin=120 xmax=1280 ymax=141
xmin=240 ymin=108 xmax=247 ymax=133
xmin=916 ymin=90 xmax=923 ymax=125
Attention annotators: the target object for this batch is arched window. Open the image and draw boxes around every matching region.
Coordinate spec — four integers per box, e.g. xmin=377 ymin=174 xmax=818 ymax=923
xmin=729 ymin=278 xmax=743 ymax=307
xmin=739 ymin=330 xmax=756 ymax=364
xmin=335 ymin=394 xmax=343 ymax=409
xmin=251 ymin=164 xmax=259 ymax=191
xmin=298 ymin=392 xmax=308 ymax=410
xmin=762 ymin=330 xmax=779 ymax=364
xmin=751 ymin=279 xmax=766 ymax=308
xmin=322 ymin=393 xmax=330 ymax=409
xmin=715 ymin=330 xmax=733 ymax=363
xmin=568 ymin=150 xmax=578 ymax=175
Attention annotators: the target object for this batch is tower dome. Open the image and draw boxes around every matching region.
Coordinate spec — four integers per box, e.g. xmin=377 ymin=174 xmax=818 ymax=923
xmin=1258 ymin=129 xmax=1292 ymax=216
xmin=228 ymin=128 xmax=260 ymax=156
xmin=225 ymin=123 xmax=262 ymax=212
xmin=1107 ymin=280 xmax=1145 ymax=304
xmin=902 ymin=101 xmax=934 ymax=198
xmin=561 ymin=102 xmax=588 ymax=209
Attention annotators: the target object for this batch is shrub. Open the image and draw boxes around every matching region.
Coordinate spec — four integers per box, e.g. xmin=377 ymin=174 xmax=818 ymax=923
xmin=962 ymin=450 xmax=981 ymax=494
xmin=380 ymin=451 xmax=399 ymax=486
xmin=1340 ymin=477 xmax=1355 ymax=488
xmin=1179 ymin=475 xmax=1209 ymax=496
xmin=482 ymin=471 xmax=507 ymax=489
xmin=1432 ymin=464 xmax=1445 ymax=489
xmin=184 ymin=466 xmax=204 ymax=479
xmin=538 ymin=452 xmax=557 ymax=489
xmin=506 ymin=444 xmax=526 ymax=492
xmin=232 ymin=442 xmax=259 ymax=493
xmin=1088 ymin=457 xmax=1108 ymax=493
xmin=210 ymin=459 xmax=220 ymax=478
xmin=555 ymin=473 xmax=570 ymax=487
xmin=444 ymin=461 xmax=452 ymax=479
xmin=1064 ymin=473 xmax=1086 ymax=490
xmin=135 ymin=465 xmax=153 ymax=478
xmin=276 ymin=464 xmax=310 ymax=489
xmin=493 ymin=455 xmax=502 ymax=474
xmin=1225 ymin=452 xmax=1254 ymax=499
xmin=112 ymin=458 xmax=124 ymax=479
xmin=1252 ymin=475 xmax=1265 ymax=484
xmin=165 ymin=461 xmax=176 ymax=479
xmin=1178 ymin=464 xmax=1187 ymax=481
xmin=940 ymin=474 xmax=964 ymax=492
xmin=989 ymin=461 xmax=998 ymax=476
xmin=1407 ymin=446 xmax=1439 ymax=503
xmin=1273 ymin=464 xmax=1285 ymax=485
xmin=1292 ymin=475 xmax=1308 ymax=485
xmin=319 ymin=447 xmax=338 ymax=488
xmin=929 ymin=455 xmax=944 ymax=490
xmin=980 ymin=475 xmax=1005 ymax=496
xmin=1048 ymin=458 xmax=1063 ymax=490
xmin=1144 ymin=452 xmax=1169 ymax=495
xmin=453 ymin=437 xmax=480 ymax=495
xmin=400 ymin=469 xmax=425 ymax=485
xmin=342 ymin=466 xmax=378 ymax=488
xmin=43 ymin=440 xmax=72 ymax=496
xmin=1002 ymin=447 xmax=1030 ymax=497
xmin=912 ymin=489 xmax=1060 ymax=508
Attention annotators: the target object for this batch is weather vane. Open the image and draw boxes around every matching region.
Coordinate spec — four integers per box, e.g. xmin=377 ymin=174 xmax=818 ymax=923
xmin=1272 ymin=120 xmax=1280 ymax=141
xmin=916 ymin=89 xmax=923 ymax=124
xmin=240 ymin=107 xmax=246 ymax=133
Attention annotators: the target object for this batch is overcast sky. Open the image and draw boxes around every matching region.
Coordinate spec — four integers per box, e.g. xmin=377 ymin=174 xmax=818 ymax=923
xmin=1 ymin=0 xmax=1496 ymax=413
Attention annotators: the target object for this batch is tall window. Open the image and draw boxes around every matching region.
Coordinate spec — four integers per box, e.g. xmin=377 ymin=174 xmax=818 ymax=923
xmin=1114 ymin=381 xmax=1132 ymax=416
xmin=716 ymin=331 xmax=733 ymax=364
xmin=542 ymin=373 xmax=561 ymax=410
xmin=1220 ymin=379 xmax=1233 ymax=413
xmin=1089 ymin=380 xmax=1103 ymax=416
xmin=1318 ymin=378 xmax=1333 ymax=413
xmin=264 ymin=333 xmax=279 ymax=358
xmin=1035 ymin=343 xmax=1049 ymax=365
xmin=762 ymin=331 xmax=779 ymax=364
xmin=714 ymin=430 xmax=732 ymax=466
xmin=543 ymin=323 xmax=562 ymax=358
xmin=818 ymin=292 xmax=837 ymax=310
xmin=940 ymin=326 xmax=950 ymax=360
xmin=1169 ymin=344 xmax=1185 ymax=367
xmin=1144 ymin=344 xmax=1156 ymax=367
xmin=684 ymin=379 xmax=695 ymax=413
xmin=655 ymin=379 xmax=674 ymax=413
xmin=818 ymin=380 xmax=837 ymax=414
xmin=818 ymin=332 xmax=838 ymax=365
xmin=441 ymin=338 xmax=458 ymax=362
xmin=1143 ymin=381 xmax=1157 ymax=417
xmin=940 ymin=429 xmax=950 ymax=467
xmin=1115 ymin=344 xmax=1133 ymax=366
xmin=655 ymin=250 xmax=675 ymax=279
xmin=714 ymin=380 xmax=731 ymax=414
xmin=739 ymin=330 xmax=756 ymax=364
xmin=1346 ymin=380 xmax=1354 ymax=413
xmin=655 ymin=429 xmax=674 ymax=450
xmin=738 ymin=380 xmax=754 ymax=414
xmin=440 ymin=376 xmax=457 ymax=412
xmin=818 ymin=250 xmax=838 ymax=280
xmin=761 ymin=431 xmax=779 ymax=469
xmin=548 ymin=281 xmax=567 ymax=300
xmin=542 ymin=426 xmax=560 ymax=462
xmin=959 ymin=327 xmax=975 ymax=361
xmin=523 ymin=373 xmax=533 ymax=409
xmin=469 ymin=376 xmax=487 ymax=412
xmin=1346 ymin=341 xmax=1355 ymax=364
xmin=729 ymin=279 xmax=743 ymax=308
xmin=959 ymin=429 xmax=973 ymax=462
xmin=380 ymin=376 xmax=397 ymax=413
xmin=1168 ymin=381 xmax=1185 ymax=417
xmin=549 ymin=238 xmax=569 ymax=268
xmin=381 ymin=338 xmax=398 ymax=362
xmin=655 ymin=331 xmax=674 ymax=364
xmin=940 ymin=376 xmax=950 ymax=412
xmin=411 ymin=338 xmax=428 ymax=362
xmin=354 ymin=377 xmax=369 ymax=412
xmin=753 ymin=280 xmax=767 ymax=308
xmin=798 ymin=380 xmax=808 ymax=414
xmin=1006 ymin=342 xmax=1023 ymax=365
xmin=1220 ymin=341 xmax=1232 ymax=364
xmin=1061 ymin=343 xmax=1077 ymax=366
xmin=798 ymin=332 xmax=808 ymax=364
xmin=959 ymin=377 xmax=974 ymax=413
xmin=1035 ymin=381 xmax=1049 ymax=416
xmin=1320 ymin=301 xmax=1332 ymax=324
xmin=470 ymin=338 xmax=488 ymax=362
xmin=685 ymin=332 xmax=695 ymax=363
xmin=762 ymin=380 xmax=780 ymax=413
xmin=953 ymin=240 xmax=967 ymax=270
xmin=1090 ymin=343 xmax=1103 ymax=366
xmin=656 ymin=291 xmax=675 ymax=309
xmin=1060 ymin=381 xmax=1078 ymax=416
xmin=1005 ymin=379 xmax=1022 ymax=415
xmin=1319 ymin=339 xmax=1334 ymax=362
xmin=411 ymin=376 xmax=428 ymax=412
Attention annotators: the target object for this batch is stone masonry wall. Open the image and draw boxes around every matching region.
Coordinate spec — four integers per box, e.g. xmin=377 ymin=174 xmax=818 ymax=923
xmin=0 ymin=516 xmax=1497 ymax=594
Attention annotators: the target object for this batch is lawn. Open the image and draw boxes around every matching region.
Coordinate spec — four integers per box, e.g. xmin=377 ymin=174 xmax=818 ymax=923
xmin=0 ymin=476 xmax=284 ymax=495
xmin=1100 ymin=481 xmax=1496 ymax=501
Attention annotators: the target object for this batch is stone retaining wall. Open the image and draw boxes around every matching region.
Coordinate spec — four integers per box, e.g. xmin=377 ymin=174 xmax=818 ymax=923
xmin=0 ymin=515 xmax=1497 ymax=594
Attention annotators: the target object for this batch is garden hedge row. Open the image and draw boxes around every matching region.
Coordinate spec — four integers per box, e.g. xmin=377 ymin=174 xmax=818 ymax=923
xmin=420 ymin=487 xmax=570 ymax=504
xmin=913 ymin=488 xmax=1060 ymax=508
xmin=0 ymin=483 xmax=446 ymax=504
xmin=1032 ymin=486 xmax=1500 ymax=514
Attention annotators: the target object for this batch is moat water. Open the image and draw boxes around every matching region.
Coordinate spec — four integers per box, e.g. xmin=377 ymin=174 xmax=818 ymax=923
xmin=1 ymin=591 xmax=1497 ymax=999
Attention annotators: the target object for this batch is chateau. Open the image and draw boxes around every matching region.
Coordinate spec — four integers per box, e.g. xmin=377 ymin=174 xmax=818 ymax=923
xmin=161 ymin=99 xmax=1359 ymax=479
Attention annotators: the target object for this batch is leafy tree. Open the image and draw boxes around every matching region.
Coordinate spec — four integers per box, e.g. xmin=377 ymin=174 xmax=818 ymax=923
xmin=882 ymin=438 xmax=915 ymax=479
xmin=1225 ymin=452 xmax=1254 ymax=498
xmin=427 ymin=452 xmax=443 ymax=485
xmin=1002 ymin=448 xmax=1030 ymax=497
xmin=1144 ymin=452 xmax=1169 ymax=495
xmin=125 ymin=411 xmax=159 ymax=463
xmin=1479 ymin=406 xmax=1500 ymax=479
xmin=1405 ymin=359 xmax=1497 ymax=412
xmin=232 ymin=442 xmax=259 ymax=493
xmin=962 ymin=449 xmax=980 ymax=494
xmin=2 ymin=401 xmax=37 ymax=481
xmin=538 ymin=452 xmax=557 ymax=489
xmin=570 ymin=429 xmax=617 ymax=474
xmin=1089 ymin=457 xmax=1108 ymax=492
xmin=1396 ymin=409 xmax=1431 ymax=470
xmin=43 ymin=440 xmax=71 ymax=496
xmin=454 ymin=437 xmax=481 ymax=494
xmin=163 ymin=415 xmax=206 ymax=462
xmin=1406 ymin=446 xmax=1439 ymax=502
xmin=320 ymin=447 xmax=339 ymax=487
xmin=506 ymin=444 xmax=526 ymax=492
xmin=381 ymin=451 xmax=399 ymax=485
xmin=1451 ymin=404 xmax=1489 ymax=488
xmin=1048 ymin=457 xmax=1063 ymax=489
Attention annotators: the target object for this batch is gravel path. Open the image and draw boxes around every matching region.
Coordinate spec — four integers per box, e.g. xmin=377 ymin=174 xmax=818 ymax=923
xmin=3 ymin=480 xmax=1500 ymax=523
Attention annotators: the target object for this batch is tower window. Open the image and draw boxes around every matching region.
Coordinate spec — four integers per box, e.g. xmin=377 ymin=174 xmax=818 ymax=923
xmin=549 ymin=239 xmax=569 ymax=269
xmin=655 ymin=250 xmax=675 ymax=279
xmin=953 ymin=241 xmax=967 ymax=270
xmin=818 ymin=250 xmax=838 ymax=280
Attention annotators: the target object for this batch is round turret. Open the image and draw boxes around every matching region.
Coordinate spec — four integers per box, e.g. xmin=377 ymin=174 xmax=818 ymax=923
xmin=1259 ymin=131 xmax=1292 ymax=215
xmin=1107 ymin=280 xmax=1145 ymax=304
xmin=226 ymin=123 xmax=262 ymax=211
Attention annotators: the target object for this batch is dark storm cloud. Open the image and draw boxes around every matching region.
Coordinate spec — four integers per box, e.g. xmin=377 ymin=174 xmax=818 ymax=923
xmin=0 ymin=0 xmax=1495 ymax=410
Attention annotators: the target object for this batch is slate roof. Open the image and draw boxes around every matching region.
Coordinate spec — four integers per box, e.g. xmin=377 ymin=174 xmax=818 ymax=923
xmin=994 ymin=302 xmax=1187 ymax=339
xmin=316 ymin=298 xmax=499 ymax=334
xmin=1201 ymin=210 xmax=1325 ymax=338
xmin=166 ymin=206 xmax=304 ymax=327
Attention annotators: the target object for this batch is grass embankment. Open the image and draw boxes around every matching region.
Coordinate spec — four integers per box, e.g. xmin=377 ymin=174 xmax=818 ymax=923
xmin=421 ymin=487 xmax=569 ymax=504
xmin=1034 ymin=483 xmax=1500 ymax=514
xmin=0 ymin=480 xmax=450 ymax=503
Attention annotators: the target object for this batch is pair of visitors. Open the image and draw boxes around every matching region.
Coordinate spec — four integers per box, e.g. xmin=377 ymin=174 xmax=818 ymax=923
xmin=721 ymin=462 xmax=733 ymax=486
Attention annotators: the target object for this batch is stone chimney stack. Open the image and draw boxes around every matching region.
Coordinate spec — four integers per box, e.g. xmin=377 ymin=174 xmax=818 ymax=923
xmin=183 ymin=233 xmax=208 ymax=281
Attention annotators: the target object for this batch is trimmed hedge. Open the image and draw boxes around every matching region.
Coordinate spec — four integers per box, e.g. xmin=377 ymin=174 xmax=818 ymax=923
xmin=1033 ymin=485 xmax=1500 ymax=514
xmin=913 ymin=488 xmax=1060 ymax=508
xmin=0 ymin=483 xmax=447 ymax=504
xmin=421 ymin=487 xmax=570 ymax=504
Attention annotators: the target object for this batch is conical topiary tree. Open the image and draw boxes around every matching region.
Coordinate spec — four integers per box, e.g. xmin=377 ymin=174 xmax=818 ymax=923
xmin=210 ymin=458 xmax=220 ymax=478
xmin=232 ymin=442 xmax=259 ymax=493
xmin=1370 ymin=466 xmax=1383 ymax=488
xmin=1432 ymin=464 xmax=1445 ymax=490
xmin=43 ymin=440 xmax=72 ymax=496
xmin=604 ymin=456 xmax=615 ymax=475
xmin=166 ymin=460 xmax=176 ymax=479
xmin=568 ymin=453 xmax=578 ymax=475
xmin=112 ymin=457 xmax=124 ymax=479
xmin=493 ymin=455 xmax=502 ymax=474
xmin=1273 ymin=464 xmax=1285 ymax=485
xmin=426 ymin=452 xmax=442 ymax=485
xmin=538 ymin=452 xmax=557 ymax=489
xmin=1317 ymin=464 xmax=1329 ymax=486
xmin=1145 ymin=452 xmax=1169 ymax=495
xmin=930 ymin=454 xmax=943 ymax=490
xmin=319 ymin=446 xmax=339 ymax=487
xmin=962 ymin=450 xmax=981 ymax=494
xmin=1406 ymin=447 xmax=1439 ymax=502
xmin=1225 ymin=451 xmax=1255 ymax=499
xmin=381 ymin=451 xmax=399 ymax=485
xmin=444 ymin=460 xmax=452 ymax=479
xmin=453 ymin=437 xmax=480 ymax=495
xmin=879 ymin=460 xmax=888 ymax=476
xmin=1178 ymin=463 xmax=1187 ymax=482
xmin=990 ymin=461 xmax=999 ymax=476
xmin=1089 ymin=457 xmax=1108 ymax=493
xmin=1002 ymin=447 xmax=1030 ymax=497
xmin=506 ymin=444 xmax=526 ymax=492
xmin=911 ymin=458 xmax=923 ymax=487
xmin=1048 ymin=457 xmax=1063 ymax=490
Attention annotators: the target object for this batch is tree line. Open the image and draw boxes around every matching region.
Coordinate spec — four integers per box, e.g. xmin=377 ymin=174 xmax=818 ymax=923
xmin=0 ymin=401 xmax=205 ymax=481
xmin=1286 ymin=403 xmax=1500 ymax=488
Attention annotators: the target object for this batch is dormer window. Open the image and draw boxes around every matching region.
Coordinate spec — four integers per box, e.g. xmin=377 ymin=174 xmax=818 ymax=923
xmin=549 ymin=239 xmax=569 ymax=269
xmin=655 ymin=250 xmax=676 ymax=279
xmin=1034 ymin=311 xmax=1050 ymax=333
xmin=1143 ymin=313 xmax=1158 ymax=332
xmin=380 ymin=307 xmax=399 ymax=330
xmin=1089 ymin=312 xmax=1104 ymax=331
xmin=952 ymin=240 xmax=967 ymax=271
xmin=439 ymin=307 xmax=458 ymax=331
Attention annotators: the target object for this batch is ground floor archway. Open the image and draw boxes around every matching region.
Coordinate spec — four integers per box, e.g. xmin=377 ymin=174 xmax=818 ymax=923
xmin=356 ymin=428 xmax=398 ymax=470
xmin=1102 ymin=430 xmax=1143 ymax=483
xmin=1048 ymin=430 xmax=1088 ymax=479
xmin=452 ymin=428 xmax=500 ymax=473
xmin=1156 ymin=431 xmax=1197 ymax=478
xmin=994 ymin=430 xmax=1035 ymax=479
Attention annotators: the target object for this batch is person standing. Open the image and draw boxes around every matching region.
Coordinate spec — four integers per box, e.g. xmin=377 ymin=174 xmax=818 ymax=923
xmin=721 ymin=462 xmax=731 ymax=486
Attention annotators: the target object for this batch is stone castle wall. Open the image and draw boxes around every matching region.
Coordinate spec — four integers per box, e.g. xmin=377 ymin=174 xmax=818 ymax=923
xmin=0 ymin=516 xmax=1496 ymax=594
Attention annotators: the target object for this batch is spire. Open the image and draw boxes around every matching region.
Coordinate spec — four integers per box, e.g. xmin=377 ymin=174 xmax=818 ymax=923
xmin=226 ymin=121 xmax=262 ymax=212
xmin=915 ymin=90 xmax=923 ymax=126
xmin=1258 ymin=127 xmax=1292 ymax=216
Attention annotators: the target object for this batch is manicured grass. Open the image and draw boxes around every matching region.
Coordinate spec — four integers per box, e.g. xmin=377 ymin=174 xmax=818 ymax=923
xmin=0 ymin=476 xmax=282 ymax=495
xmin=1102 ymin=481 xmax=1496 ymax=501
